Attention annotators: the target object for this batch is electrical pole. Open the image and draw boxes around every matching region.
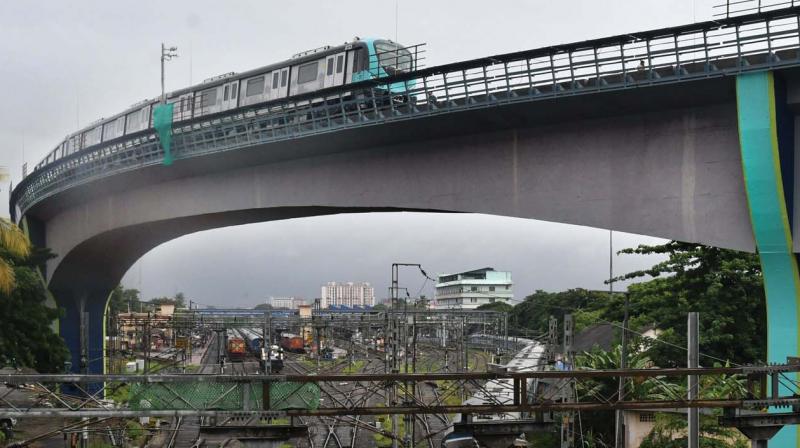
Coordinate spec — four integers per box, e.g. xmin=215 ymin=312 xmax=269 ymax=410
xmin=161 ymin=43 xmax=178 ymax=103
xmin=562 ymin=314 xmax=575 ymax=448
xmin=688 ymin=312 xmax=699 ymax=448
xmin=612 ymin=229 xmax=628 ymax=448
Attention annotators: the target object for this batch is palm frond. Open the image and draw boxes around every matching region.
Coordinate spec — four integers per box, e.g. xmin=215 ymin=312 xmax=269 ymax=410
xmin=0 ymin=258 xmax=15 ymax=295
xmin=0 ymin=218 xmax=30 ymax=259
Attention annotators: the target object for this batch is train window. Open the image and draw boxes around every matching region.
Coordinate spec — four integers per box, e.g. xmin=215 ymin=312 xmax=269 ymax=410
xmin=224 ymin=85 xmax=229 ymax=101
xmin=298 ymin=62 xmax=318 ymax=84
xmin=201 ymin=88 xmax=217 ymax=108
xmin=327 ymin=58 xmax=334 ymax=76
xmin=231 ymin=83 xmax=238 ymax=99
xmin=336 ymin=55 xmax=344 ymax=73
xmin=352 ymin=51 xmax=360 ymax=73
xmin=246 ymin=77 xmax=265 ymax=97
xmin=272 ymin=72 xmax=279 ymax=89
xmin=281 ymin=69 xmax=289 ymax=86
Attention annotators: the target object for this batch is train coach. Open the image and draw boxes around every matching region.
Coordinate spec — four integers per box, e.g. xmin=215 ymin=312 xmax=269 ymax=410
xmin=280 ymin=333 xmax=306 ymax=354
xmin=32 ymin=38 xmax=417 ymax=173
xmin=239 ymin=328 xmax=264 ymax=355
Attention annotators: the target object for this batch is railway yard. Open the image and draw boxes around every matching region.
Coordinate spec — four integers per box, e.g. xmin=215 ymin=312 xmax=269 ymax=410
xmin=4 ymin=307 xmax=794 ymax=448
xmin=90 ymin=308 xmax=529 ymax=447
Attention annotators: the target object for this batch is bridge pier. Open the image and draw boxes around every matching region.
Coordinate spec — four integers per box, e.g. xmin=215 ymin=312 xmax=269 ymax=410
xmin=737 ymin=71 xmax=800 ymax=447
xmin=54 ymin=288 xmax=111 ymax=378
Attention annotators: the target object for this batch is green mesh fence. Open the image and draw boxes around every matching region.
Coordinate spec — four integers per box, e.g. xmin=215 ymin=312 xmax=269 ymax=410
xmin=128 ymin=381 xmax=320 ymax=411
xmin=153 ymin=103 xmax=174 ymax=166
xmin=270 ymin=382 xmax=320 ymax=410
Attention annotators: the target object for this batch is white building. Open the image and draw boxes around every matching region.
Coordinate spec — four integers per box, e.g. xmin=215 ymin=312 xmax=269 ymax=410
xmin=268 ymin=297 xmax=304 ymax=309
xmin=434 ymin=267 xmax=513 ymax=310
xmin=320 ymin=282 xmax=375 ymax=308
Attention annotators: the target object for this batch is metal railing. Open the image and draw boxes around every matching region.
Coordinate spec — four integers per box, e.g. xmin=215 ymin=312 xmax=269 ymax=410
xmin=11 ymin=6 xmax=800 ymax=218
xmin=715 ymin=0 xmax=800 ymax=18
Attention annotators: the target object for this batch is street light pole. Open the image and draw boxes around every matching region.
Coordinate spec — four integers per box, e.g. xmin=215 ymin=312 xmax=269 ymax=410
xmin=161 ymin=43 xmax=178 ymax=103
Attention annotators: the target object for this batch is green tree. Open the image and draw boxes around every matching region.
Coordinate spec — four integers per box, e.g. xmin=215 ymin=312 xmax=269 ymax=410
xmin=611 ymin=241 xmax=765 ymax=366
xmin=148 ymin=292 xmax=187 ymax=309
xmin=107 ymin=285 xmax=142 ymax=315
xmin=509 ymin=289 xmax=611 ymax=337
xmin=476 ymin=301 xmax=513 ymax=313
xmin=0 ymin=246 xmax=68 ymax=372
xmin=0 ymin=218 xmax=31 ymax=294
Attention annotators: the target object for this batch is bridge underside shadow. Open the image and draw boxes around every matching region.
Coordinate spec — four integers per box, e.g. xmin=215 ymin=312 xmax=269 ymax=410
xmin=49 ymin=206 xmax=438 ymax=375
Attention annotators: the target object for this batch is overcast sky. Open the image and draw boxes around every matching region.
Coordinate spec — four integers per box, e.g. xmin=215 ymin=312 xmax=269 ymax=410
xmin=0 ymin=0 xmax=721 ymax=306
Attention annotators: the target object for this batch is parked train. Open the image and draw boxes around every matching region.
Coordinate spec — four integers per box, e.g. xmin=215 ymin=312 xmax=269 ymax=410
xmin=280 ymin=333 xmax=306 ymax=354
xmin=33 ymin=38 xmax=416 ymax=172
xmin=225 ymin=329 xmax=247 ymax=362
xmin=239 ymin=328 xmax=284 ymax=372
xmin=238 ymin=328 xmax=264 ymax=354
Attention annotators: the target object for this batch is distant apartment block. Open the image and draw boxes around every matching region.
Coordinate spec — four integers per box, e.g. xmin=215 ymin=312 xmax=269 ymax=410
xmin=321 ymin=282 xmax=375 ymax=308
xmin=434 ymin=267 xmax=513 ymax=310
xmin=268 ymin=297 xmax=305 ymax=309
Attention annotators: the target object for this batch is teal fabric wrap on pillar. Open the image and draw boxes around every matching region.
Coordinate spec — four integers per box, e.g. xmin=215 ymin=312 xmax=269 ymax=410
xmin=153 ymin=103 xmax=174 ymax=166
xmin=736 ymin=71 xmax=800 ymax=448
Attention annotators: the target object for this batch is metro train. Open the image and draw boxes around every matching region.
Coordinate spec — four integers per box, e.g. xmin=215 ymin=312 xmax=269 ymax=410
xmin=33 ymin=38 xmax=416 ymax=172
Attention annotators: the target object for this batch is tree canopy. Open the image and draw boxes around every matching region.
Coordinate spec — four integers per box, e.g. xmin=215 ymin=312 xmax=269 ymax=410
xmin=611 ymin=241 xmax=765 ymax=366
xmin=475 ymin=301 xmax=513 ymax=313
xmin=0 ymin=218 xmax=31 ymax=294
xmin=0 ymin=245 xmax=68 ymax=372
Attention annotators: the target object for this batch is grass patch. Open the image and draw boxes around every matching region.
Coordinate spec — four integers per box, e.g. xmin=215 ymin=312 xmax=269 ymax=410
xmin=342 ymin=360 xmax=365 ymax=374
xmin=372 ymin=414 xmax=405 ymax=448
xmin=125 ymin=420 xmax=147 ymax=446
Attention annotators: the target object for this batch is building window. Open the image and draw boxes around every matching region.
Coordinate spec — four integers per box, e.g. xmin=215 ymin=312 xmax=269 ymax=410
xmin=639 ymin=413 xmax=656 ymax=423
xmin=471 ymin=298 xmax=477 ymax=303
xmin=471 ymin=287 xmax=477 ymax=292
xmin=489 ymin=286 xmax=495 ymax=292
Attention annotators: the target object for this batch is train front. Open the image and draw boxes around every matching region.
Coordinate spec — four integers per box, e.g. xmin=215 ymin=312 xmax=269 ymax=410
xmin=357 ymin=39 xmax=417 ymax=96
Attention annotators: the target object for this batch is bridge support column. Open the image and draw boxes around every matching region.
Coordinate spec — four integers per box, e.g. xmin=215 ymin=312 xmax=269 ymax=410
xmin=737 ymin=71 xmax=800 ymax=447
xmin=56 ymin=288 xmax=111 ymax=378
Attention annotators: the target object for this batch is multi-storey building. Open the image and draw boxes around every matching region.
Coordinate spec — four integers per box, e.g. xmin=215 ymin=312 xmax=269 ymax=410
xmin=434 ymin=267 xmax=513 ymax=310
xmin=320 ymin=282 xmax=375 ymax=308
xmin=268 ymin=297 xmax=305 ymax=309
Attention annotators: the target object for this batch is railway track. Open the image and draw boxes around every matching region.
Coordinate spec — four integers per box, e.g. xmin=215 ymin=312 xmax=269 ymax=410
xmin=283 ymin=352 xmax=386 ymax=448
xmin=169 ymin=334 xmax=218 ymax=447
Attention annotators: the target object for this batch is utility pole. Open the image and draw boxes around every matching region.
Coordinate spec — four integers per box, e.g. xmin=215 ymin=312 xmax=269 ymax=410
xmin=612 ymin=229 xmax=628 ymax=448
xmin=688 ymin=312 xmax=699 ymax=448
xmin=389 ymin=263 xmax=435 ymax=448
xmin=161 ymin=43 xmax=178 ymax=103
xmin=562 ymin=314 xmax=575 ymax=448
